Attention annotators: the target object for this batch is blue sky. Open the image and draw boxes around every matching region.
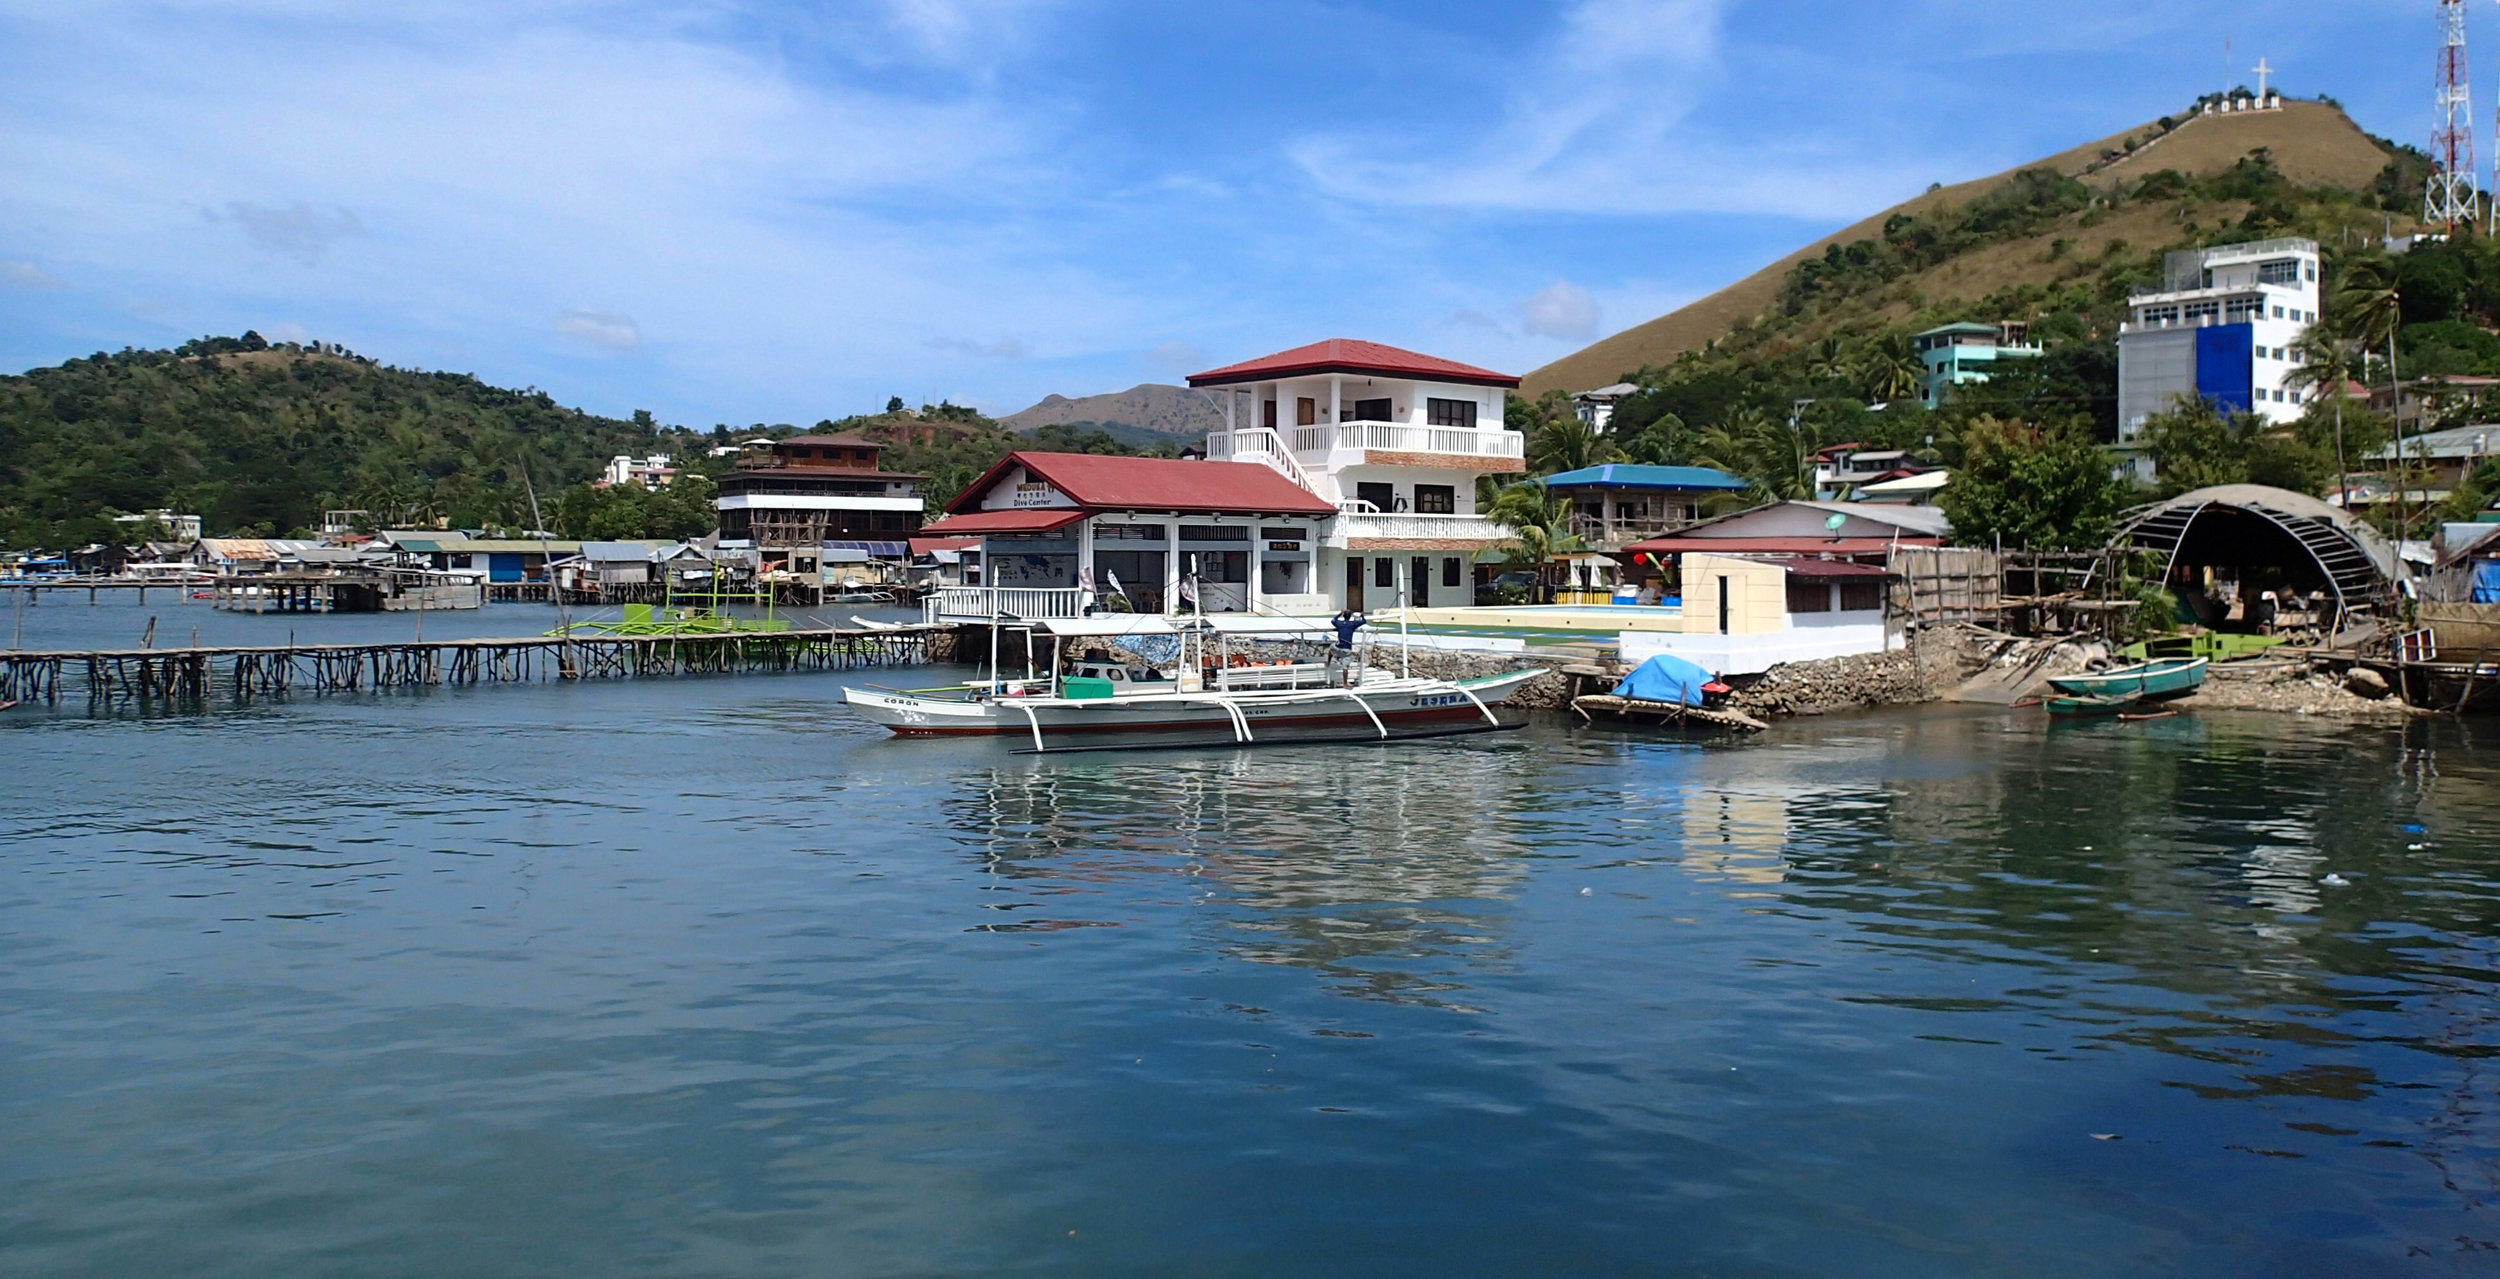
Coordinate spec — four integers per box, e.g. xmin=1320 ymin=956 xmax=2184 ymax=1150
xmin=0 ymin=1 xmax=2430 ymax=426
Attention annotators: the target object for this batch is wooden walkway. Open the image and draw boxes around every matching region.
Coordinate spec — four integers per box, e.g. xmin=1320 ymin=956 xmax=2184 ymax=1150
xmin=0 ymin=626 xmax=940 ymax=706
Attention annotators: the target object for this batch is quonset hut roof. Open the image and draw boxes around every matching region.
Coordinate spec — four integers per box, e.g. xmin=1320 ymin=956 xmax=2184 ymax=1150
xmin=2111 ymin=484 xmax=2399 ymax=614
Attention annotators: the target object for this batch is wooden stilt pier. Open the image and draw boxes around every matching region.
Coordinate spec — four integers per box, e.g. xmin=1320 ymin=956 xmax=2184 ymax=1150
xmin=0 ymin=626 xmax=942 ymax=707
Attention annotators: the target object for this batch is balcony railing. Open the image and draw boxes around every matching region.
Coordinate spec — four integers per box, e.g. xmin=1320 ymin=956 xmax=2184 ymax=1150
xmin=926 ymin=586 xmax=1089 ymax=623
xmin=1281 ymin=422 xmax=1526 ymax=459
xmin=1334 ymin=512 xmax=1513 ymax=543
xmin=1567 ymin=514 xmax=1696 ymax=545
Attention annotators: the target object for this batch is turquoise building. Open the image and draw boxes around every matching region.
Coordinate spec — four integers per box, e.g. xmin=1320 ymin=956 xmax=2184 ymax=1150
xmin=1912 ymin=322 xmax=2040 ymax=407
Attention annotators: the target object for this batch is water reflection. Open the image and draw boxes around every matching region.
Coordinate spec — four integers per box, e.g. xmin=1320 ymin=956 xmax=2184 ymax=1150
xmin=944 ymin=744 xmax=1544 ymax=1009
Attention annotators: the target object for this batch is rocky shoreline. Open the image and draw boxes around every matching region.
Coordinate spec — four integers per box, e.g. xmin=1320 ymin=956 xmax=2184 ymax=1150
xmin=946 ymin=623 xmax=2432 ymax=726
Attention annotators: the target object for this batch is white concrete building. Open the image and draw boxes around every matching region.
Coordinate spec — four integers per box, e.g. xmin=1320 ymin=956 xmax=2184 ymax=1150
xmin=2118 ymin=238 xmax=2324 ymax=444
xmin=1189 ymin=338 xmax=1528 ymax=611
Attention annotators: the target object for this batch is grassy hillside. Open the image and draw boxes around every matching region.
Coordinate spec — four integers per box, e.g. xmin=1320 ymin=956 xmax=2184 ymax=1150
xmin=1523 ymin=99 xmax=2413 ymax=397
xmin=0 ymin=333 xmax=693 ymax=548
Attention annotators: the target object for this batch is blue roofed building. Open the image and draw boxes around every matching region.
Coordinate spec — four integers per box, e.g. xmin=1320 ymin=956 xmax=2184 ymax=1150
xmin=1538 ymin=463 xmax=1751 ymax=551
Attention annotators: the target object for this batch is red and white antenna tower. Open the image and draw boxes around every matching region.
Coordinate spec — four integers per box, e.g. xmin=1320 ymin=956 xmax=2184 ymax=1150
xmin=2430 ymin=0 xmax=2480 ymax=228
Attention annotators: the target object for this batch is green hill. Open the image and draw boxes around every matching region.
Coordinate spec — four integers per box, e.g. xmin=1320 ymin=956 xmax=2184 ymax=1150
xmin=1522 ymin=99 xmax=2416 ymax=398
xmin=0 ymin=332 xmax=696 ymax=548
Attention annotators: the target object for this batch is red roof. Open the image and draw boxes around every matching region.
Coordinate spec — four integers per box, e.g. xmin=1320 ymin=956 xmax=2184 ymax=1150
xmin=945 ymin=452 xmax=1337 ymax=517
xmin=916 ymin=508 xmax=1086 ymax=536
xmin=908 ymin=535 xmax=981 ymax=555
xmin=1187 ymin=338 xmax=1517 ymax=388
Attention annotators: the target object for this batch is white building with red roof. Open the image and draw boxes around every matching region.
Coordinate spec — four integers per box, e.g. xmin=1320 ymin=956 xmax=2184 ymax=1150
xmin=1188 ymin=338 xmax=1526 ymax=611
xmin=920 ymin=339 xmax=1530 ymax=621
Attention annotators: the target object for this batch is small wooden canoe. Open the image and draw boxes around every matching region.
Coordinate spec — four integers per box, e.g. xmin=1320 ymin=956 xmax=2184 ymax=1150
xmin=2047 ymin=657 xmax=2208 ymax=702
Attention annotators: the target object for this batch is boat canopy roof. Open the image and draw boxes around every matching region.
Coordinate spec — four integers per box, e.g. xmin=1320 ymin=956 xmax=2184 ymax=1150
xmin=1033 ymin=615 xmax=1340 ymax=639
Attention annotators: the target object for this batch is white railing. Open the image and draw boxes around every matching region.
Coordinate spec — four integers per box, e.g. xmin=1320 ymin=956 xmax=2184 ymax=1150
xmin=1284 ymin=423 xmax=1527 ymax=459
xmin=926 ymin=586 xmax=1089 ymax=622
xmin=1201 ymin=428 xmax=1335 ymax=502
xmin=1333 ymin=513 xmax=1513 ymax=543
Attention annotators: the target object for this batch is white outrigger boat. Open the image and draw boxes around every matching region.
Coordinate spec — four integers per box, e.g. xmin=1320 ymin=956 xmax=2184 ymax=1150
xmin=842 ymin=614 xmax=1541 ymax=750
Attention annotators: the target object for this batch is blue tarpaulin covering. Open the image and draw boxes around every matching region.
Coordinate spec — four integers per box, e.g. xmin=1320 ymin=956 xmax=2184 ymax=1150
xmin=2472 ymin=558 xmax=2500 ymax=604
xmin=1610 ymin=653 xmax=1714 ymax=706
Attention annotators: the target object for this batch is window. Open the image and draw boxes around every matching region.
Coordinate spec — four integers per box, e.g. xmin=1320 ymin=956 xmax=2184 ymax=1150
xmin=1296 ymin=397 xmax=1317 ymax=426
xmin=1375 ymin=558 xmax=1393 ymax=588
xmin=1786 ymin=580 xmax=1831 ymax=614
xmin=1355 ymin=482 xmax=1395 ymax=512
xmin=1095 ymin=524 xmax=1166 ymax=541
xmin=1839 ymin=580 xmax=1885 ymax=612
xmin=1258 ymin=527 xmax=1307 ymax=541
xmin=1178 ymin=525 xmax=1247 ymax=541
xmin=1426 ymin=397 xmax=1477 ymax=428
xmin=2257 ymin=258 xmax=2301 ymax=285
xmin=2272 ymin=306 xmax=2285 ymax=319
xmin=1348 ymin=397 xmax=1391 ymax=422
xmin=1442 ymin=557 xmax=1461 ymax=588
xmin=1414 ymin=485 xmax=1455 ymax=514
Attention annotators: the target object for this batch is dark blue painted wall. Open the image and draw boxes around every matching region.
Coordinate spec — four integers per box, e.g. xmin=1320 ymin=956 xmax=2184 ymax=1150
xmin=2195 ymin=323 xmax=2253 ymax=414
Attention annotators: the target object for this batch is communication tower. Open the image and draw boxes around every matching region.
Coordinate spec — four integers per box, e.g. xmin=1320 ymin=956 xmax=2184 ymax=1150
xmin=2430 ymin=0 xmax=2480 ymax=228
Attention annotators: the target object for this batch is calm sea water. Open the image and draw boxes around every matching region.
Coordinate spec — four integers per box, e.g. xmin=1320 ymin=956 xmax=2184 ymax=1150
xmin=5 ymin=601 xmax=2499 ymax=1276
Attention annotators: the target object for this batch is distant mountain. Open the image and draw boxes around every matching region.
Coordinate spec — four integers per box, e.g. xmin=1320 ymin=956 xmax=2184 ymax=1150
xmin=999 ymin=383 xmax=1224 ymax=441
xmin=1521 ymin=100 xmax=2409 ymax=397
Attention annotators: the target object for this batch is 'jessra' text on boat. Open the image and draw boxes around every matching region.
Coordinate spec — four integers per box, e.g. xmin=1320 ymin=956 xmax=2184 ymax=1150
xmin=842 ymin=615 xmax=1540 ymax=749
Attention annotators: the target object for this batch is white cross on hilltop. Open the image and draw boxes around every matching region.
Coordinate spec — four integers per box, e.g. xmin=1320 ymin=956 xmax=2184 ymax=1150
xmin=2253 ymin=58 xmax=2274 ymax=98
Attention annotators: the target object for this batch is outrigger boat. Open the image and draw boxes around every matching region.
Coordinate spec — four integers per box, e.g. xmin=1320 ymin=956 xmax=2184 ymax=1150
xmin=842 ymin=614 xmax=1541 ymax=749
xmin=2045 ymin=656 xmax=2209 ymax=703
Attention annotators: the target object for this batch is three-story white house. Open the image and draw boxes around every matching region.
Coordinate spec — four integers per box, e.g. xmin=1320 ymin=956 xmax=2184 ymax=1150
xmin=918 ymin=339 xmax=1531 ymax=622
xmin=1189 ymin=338 xmax=1526 ymax=611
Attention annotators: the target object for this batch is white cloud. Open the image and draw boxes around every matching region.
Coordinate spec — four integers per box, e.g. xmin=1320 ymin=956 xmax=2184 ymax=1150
xmin=210 ymin=201 xmax=364 ymax=264
xmin=0 ymin=260 xmax=66 ymax=289
xmin=1514 ymin=282 xmax=1599 ymax=341
xmin=555 ymin=309 xmax=640 ymax=350
xmin=1288 ymin=0 xmax=1930 ymax=220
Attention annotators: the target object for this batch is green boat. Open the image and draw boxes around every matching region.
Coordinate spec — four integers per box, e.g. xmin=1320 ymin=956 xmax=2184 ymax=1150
xmin=2046 ymin=656 xmax=2208 ymax=702
xmin=2045 ymin=692 xmax=2141 ymax=717
xmin=2120 ymin=633 xmax=2281 ymax=662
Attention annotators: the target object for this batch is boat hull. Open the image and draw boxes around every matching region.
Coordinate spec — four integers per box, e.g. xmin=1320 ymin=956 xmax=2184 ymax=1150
xmin=2046 ymin=657 xmax=2208 ymax=702
xmin=844 ymin=671 xmax=1542 ymax=739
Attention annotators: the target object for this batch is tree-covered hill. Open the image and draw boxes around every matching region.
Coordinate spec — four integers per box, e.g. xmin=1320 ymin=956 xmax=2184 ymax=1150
xmin=0 ymin=332 xmax=687 ymax=547
xmin=0 ymin=334 xmax=1182 ymax=550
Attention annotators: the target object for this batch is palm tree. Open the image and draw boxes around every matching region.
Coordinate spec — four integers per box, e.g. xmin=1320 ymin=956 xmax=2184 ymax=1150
xmin=1484 ymin=483 xmax=1587 ymax=598
xmin=2338 ymin=258 xmax=2408 ymax=530
xmin=1852 ymin=334 xmax=1927 ymax=405
xmin=1527 ymin=410 xmax=1621 ymax=475
xmin=1696 ymin=406 xmax=1820 ymax=501
xmin=2284 ymin=321 xmax=2358 ymax=504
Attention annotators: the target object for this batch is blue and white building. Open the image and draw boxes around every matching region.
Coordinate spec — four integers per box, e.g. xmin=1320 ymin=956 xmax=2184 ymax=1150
xmin=2117 ymin=237 xmax=2324 ymax=443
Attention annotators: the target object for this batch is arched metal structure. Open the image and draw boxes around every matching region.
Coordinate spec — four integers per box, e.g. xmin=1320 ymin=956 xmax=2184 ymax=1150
xmin=2111 ymin=484 xmax=2400 ymax=618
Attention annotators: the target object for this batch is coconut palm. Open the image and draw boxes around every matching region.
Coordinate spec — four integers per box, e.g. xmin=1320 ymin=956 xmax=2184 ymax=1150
xmin=2284 ymin=321 xmax=2359 ymax=503
xmin=1852 ymin=334 xmax=1927 ymax=405
xmin=1484 ymin=483 xmax=1587 ymax=596
xmin=1526 ymin=410 xmax=1621 ymax=475
xmin=1696 ymin=406 xmax=1820 ymax=501
xmin=2338 ymin=258 xmax=2407 ymax=530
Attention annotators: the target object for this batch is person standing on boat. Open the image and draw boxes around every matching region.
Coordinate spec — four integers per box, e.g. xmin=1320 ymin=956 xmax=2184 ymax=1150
xmin=1328 ymin=610 xmax=1366 ymax=686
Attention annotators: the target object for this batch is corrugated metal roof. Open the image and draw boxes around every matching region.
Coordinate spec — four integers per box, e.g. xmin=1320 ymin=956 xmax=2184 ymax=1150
xmin=1541 ymin=463 xmax=1749 ymax=490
